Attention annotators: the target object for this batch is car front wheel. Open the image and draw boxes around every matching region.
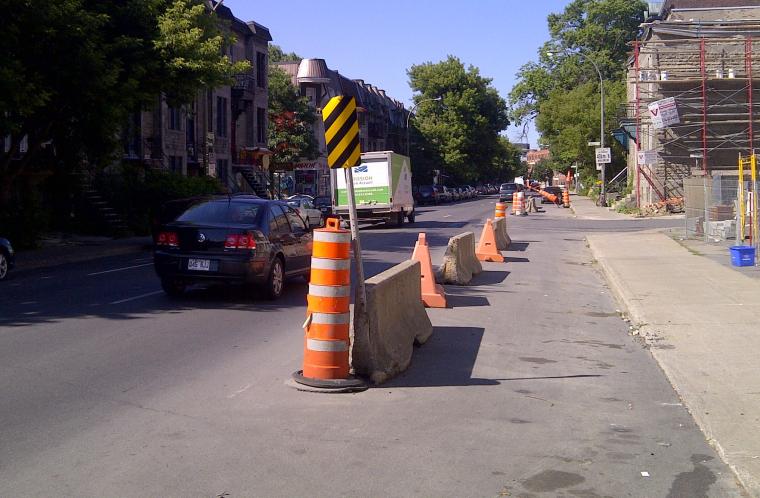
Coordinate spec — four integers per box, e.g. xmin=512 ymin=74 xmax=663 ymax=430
xmin=266 ymin=257 xmax=284 ymax=300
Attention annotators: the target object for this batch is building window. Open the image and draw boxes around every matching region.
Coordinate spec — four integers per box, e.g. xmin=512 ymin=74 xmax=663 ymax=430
xmin=216 ymin=96 xmax=227 ymax=137
xmin=168 ymin=106 xmax=182 ymax=130
xmin=168 ymin=155 xmax=183 ymax=174
xmin=305 ymin=87 xmax=317 ymax=108
xmin=256 ymin=52 xmax=266 ymax=89
xmin=256 ymin=107 xmax=266 ymax=144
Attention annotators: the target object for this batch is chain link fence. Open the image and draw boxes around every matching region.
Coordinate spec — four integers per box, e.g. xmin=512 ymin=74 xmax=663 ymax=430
xmin=684 ymin=174 xmax=760 ymax=247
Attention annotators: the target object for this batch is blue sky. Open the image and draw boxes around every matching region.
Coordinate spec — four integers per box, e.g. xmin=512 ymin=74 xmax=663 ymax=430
xmin=223 ymin=0 xmax=571 ymax=147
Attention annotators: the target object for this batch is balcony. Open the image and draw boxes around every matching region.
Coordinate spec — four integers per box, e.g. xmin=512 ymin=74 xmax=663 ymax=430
xmin=232 ymin=70 xmax=255 ymax=96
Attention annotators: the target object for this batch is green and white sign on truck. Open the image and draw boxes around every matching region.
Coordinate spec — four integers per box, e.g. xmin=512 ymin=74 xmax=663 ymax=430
xmin=332 ymin=151 xmax=415 ymax=226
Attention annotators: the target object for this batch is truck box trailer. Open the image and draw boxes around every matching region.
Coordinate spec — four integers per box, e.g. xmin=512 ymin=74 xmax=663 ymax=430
xmin=331 ymin=151 xmax=415 ymax=226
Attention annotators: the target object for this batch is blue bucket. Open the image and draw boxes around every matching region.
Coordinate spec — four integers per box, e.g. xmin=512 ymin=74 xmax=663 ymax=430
xmin=729 ymin=246 xmax=756 ymax=267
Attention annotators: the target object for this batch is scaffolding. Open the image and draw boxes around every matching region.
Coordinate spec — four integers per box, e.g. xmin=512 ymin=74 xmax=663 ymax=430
xmin=627 ymin=13 xmax=760 ymax=210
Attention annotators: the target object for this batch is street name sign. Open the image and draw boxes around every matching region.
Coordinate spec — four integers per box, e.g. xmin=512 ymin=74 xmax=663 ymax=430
xmin=595 ymin=147 xmax=612 ymax=164
xmin=322 ymin=96 xmax=361 ymax=169
xmin=648 ymin=97 xmax=680 ymax=129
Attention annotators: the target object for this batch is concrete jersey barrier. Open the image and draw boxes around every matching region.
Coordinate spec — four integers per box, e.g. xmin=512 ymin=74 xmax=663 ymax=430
xmin=493 ymin=217 xmax=511 ymax=250
xmin=437 ymin=232 xmax=483 ymax=285
xmin=351 ymin=260 xmax=433 ymax=384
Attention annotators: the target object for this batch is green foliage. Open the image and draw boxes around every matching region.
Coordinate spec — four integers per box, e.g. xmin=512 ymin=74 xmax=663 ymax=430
xmin=155 ymin=0 xmax=250 ymax=104
xmin=267 ymin=66 xmax=319 ymax=167
xmin=0 ymin=0 xmax=246 ymax=207
xmin=97 ymin=165 xmax=221 ymax=233
xmin=509 ymin=0 xmax=645 ymax=125
xmin=269 ymin=44 xmax=302 ymax=63
xmin=407 ymin=56 xmax=511 ymax=183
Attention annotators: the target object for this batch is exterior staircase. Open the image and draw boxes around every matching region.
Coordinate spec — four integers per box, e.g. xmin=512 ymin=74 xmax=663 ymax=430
xmin=237 ymin=167 xmax=269 ymax=198
xmin=75 ymin=171 xmax=130 ymax=236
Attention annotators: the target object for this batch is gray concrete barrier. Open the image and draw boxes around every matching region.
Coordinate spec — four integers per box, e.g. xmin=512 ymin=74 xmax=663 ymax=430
xmin=494 ymin=217 xmax=511 ymax=250
xmin=351 ymin=260 xmax=433 ymax=384
xmin=437 ymin=231 xmax=483 ymax=285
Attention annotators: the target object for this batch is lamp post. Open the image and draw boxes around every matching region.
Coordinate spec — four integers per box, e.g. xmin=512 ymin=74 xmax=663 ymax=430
xmin=406 ymin=96 xmax=442 ymax=157
xmin=547 ymin=52 xmax=605 ymax=204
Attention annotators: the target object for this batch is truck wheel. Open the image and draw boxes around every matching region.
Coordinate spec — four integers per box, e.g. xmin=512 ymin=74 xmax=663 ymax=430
xmin=407 ymin=210 xmax=415 ymax=223
xmin=396 ymin=211 xmax=404 ymax=227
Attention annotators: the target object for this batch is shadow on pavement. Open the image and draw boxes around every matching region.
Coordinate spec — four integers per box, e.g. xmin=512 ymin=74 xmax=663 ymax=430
xmin=446 ymin=294 xmax=490 ymax=308
xmin=407 ymin=220 xmax=470 ymax=230
xmin=504 ymin=256 xmax=530 ymax=263
xmin=470 ymin=270 xmax=509 ymax=285
xmin=382 ymin=326 xmax=498 ymax=387
xmin=507 ymin=242 xmax=532 ymax=252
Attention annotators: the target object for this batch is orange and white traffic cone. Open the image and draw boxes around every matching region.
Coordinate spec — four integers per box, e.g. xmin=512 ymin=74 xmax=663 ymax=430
xmin=411 ymin=233 xmax=446 ymax=308
xmin=562 ymin=188 xmax=570 ymax=208
xmin=293 ymin=218 xmax=366 ymax=391
xmin=476 ymin=219 xmax=504 ymax=262
xmin=494 ymin=202 xmax=507 ymax=219
xmin=511 ymin=193 xmax=521 ymax=215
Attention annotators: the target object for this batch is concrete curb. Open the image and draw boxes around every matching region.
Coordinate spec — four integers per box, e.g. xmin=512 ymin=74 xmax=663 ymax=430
xmin=15 ymin=241 xmax=152 ymax=274
xmin=587 ymin=234 xmax=758 ymax=497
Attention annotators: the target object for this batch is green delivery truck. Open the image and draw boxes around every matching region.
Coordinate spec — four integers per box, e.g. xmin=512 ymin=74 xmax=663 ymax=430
xmin=331 ymin=151 xmax=415 ymax=226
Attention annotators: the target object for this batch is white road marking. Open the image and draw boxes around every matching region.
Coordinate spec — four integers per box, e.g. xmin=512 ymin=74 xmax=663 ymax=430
xmin=109 ymin=290 xmax=163 ymax=305
xmin=227 ymin=383 xmax=253 ymax=398
xmin=88 ymin=262 xmax=152 ymax=276
xmin=443 ymin=214 xmax=452 ymax=218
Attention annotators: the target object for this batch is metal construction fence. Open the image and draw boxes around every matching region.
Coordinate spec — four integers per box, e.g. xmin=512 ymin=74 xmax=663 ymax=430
xmin=684 ymin=172 xmax=760 ymax=250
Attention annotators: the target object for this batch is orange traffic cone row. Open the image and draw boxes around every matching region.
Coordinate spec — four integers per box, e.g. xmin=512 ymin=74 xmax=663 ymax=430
xmin=411 ymin=233 xmax=447 ymax=308
xmin=476 ymin=218 xmax=505 ymax=262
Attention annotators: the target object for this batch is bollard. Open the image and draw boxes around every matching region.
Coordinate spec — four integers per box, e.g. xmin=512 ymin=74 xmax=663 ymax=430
xmin=293 ymin=218 xmax=366 ymax=392
xmin=511 ymin=192 xmax=522 ymax=215
xmin=494 ymin=202 xmax=507 ymax=219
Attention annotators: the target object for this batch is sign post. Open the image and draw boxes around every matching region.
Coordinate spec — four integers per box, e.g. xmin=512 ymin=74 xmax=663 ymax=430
xmin=322 ymin=96 xmax=366 ymax=307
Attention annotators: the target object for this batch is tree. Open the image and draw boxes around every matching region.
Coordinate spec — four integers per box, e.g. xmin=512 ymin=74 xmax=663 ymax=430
xmin=269 ymin=44 xmax=301 ymax=63
xmin=407 ymin=56 xmax=510 ymax=183
xmin=509 ymin=0 xmax=645 ymax=125
xmin=267 ymin=66 xmax=318 ymax=167
xmin=0 ymin=0 xmax=248 ymax=204
xmin=535 ymin=79 xmax=626 ymax=181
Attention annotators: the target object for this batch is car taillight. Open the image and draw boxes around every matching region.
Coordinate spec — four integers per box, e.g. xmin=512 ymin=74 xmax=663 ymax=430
xmin=225 ymin=233 xmax=257 ymax=250
xmin=157 ymin=231 xmax=178 ymax=247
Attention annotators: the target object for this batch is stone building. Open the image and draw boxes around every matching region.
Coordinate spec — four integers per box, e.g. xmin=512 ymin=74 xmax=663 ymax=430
xmin=274 ymin=58 xmax=410 ymax=196
xmin=123 ymin=3 xmax=271 ymax=195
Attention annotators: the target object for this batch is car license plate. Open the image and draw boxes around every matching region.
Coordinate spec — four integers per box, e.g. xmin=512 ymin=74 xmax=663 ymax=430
xmin=188 ymin=258 xmax=211 ymax=271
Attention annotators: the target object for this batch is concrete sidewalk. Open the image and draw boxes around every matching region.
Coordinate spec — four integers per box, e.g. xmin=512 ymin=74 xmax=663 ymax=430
xmin=14 ymin=235 xmax=152 ymax=273
xmin=588 ymin=231 xmax=760 ymax=496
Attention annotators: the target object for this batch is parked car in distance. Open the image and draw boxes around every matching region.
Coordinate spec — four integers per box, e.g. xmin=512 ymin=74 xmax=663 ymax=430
xmin=542 ymin=186 xmax=563 ymax=204
xmin=0 ymin=237 xmax=15 ymax=280
xmin=499 ymin=182 xmax=523 ymax=202
xmin=450 ymin=187 xmax=461 ymax=201
xmin=153 ymin=196 xmax=312 ymax=299
xmin=286 ymin=197 xmax=323 ymax=227
xmin=417 ymin=185 xmax=439 ymax=205
xmin=438 ymin=185 xmax=452 ymax=203
xmin=313 ymin=195 xmax=332 ymax=218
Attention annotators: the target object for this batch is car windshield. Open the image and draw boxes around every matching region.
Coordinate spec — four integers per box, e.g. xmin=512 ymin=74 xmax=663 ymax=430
xmin=175 ymin=201 xmax=262 ymax=225
xmin=286 ymin=200 xmax=302 ymax=208
xmin=501 ymin=183 xmax=517 ymax=190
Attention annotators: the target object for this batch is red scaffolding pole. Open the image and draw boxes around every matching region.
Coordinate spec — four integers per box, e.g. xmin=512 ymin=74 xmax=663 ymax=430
xmin=700 ymin=37 xmax=708 ymax=174
xmin=634 ymin=40 xmax=641 ymax=208
xmin=747 ymin=36 xmax=754 ymax=153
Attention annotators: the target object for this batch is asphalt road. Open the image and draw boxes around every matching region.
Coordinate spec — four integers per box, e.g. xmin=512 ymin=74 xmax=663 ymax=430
xmin=0 ymin=197 xmax=747 ymax=497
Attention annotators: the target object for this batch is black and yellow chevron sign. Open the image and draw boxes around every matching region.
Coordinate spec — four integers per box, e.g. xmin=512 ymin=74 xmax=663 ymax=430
xmin=322 ymin=96 xmax=361 ymax=169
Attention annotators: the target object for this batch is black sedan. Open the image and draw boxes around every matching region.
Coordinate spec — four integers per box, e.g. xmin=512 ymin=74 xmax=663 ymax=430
xmin=153 ymin=196 xmax=312 ymax=299
xmin=0 ymin=238 xmax=15 ymax=280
